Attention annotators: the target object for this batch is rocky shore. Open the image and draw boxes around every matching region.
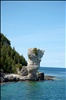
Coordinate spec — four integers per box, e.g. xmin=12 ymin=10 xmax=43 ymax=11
xmin=0 ymin=73 xmax=56 ymax=83
xmin=0 ymin=48 xmax=56 ymax=83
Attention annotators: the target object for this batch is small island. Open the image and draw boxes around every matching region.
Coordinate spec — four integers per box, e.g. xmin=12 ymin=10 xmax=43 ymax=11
xmin=0 ymin=33 xmax=56 ymax=83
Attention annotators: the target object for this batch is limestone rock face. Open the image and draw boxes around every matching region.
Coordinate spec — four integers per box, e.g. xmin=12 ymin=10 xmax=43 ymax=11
xmin=12 ymin=48 xmax=45 ymax=81
xmin=20 ymin=66 xmax=28 ymax=76
xmin=28 ymin=48 xmax=44 ymax=68
xmin=4 ymin=74 xmax=20 ymax=82
xmin=27 ymin=48 xmax=44 ymax=80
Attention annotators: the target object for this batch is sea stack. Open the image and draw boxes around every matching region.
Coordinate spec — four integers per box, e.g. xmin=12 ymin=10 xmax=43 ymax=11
xmin=27 ymin=48 xmax=45 ymax=80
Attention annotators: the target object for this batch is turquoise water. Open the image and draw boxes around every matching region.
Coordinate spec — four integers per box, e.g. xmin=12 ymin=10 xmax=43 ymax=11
xmin=1 ymin=67 xmax=66 ymax=100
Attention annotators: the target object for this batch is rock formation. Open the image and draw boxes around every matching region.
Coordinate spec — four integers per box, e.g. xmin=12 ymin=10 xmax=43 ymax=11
xmin=37 ymin=72 xmax=44 ymax=81
xmin=1 ymin=48 xmax=57 ymax=83
xmin=27 ymin=48 xmax=44 ymax=80
xmin=19 ymin=48 xmax=44 ymax=80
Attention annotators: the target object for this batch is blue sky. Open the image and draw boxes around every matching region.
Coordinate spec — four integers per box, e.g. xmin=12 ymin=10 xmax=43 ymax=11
xmin=1 ymin=1 xmax=65 ymax=68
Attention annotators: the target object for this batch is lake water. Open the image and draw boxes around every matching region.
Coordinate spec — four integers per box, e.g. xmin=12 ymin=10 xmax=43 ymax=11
xmin=1 ymin=67 xmax=66 ymax=100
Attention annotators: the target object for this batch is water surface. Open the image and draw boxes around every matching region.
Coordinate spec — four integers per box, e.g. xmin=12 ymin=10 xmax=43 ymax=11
xmin=1 ymin=67 xmax=66 ymax=100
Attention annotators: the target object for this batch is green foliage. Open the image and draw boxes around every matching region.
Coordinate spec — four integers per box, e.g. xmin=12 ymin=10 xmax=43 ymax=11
xmin=33 ymin=48 xmax=38 ymax=56
xmin=15 ymin=63 xmax=22 ymax=71
xmin=0 ymin=33 xmax=10 ymax=46
xmin=0 ymin=33 xmax=27 ymax=73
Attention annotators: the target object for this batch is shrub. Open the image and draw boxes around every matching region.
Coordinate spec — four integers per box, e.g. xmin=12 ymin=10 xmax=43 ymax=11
xmin=33 ymin=48 xmax=38 ymax=56
xmin=15 ymin=63 xmax=22 ymax=71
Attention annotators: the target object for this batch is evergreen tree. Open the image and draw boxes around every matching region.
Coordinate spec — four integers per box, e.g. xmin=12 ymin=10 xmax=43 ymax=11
xmin=0 ymin=33 xmax=27 ymax=73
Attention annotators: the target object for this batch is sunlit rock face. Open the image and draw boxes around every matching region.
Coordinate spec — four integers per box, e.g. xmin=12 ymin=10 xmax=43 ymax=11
xmin=20 ymin=66 xmax=28 ymax=76
xmin=27 ymin=48 xmax=45 ymax=80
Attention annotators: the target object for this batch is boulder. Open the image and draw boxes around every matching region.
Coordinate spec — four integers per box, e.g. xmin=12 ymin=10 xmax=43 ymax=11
xmin=19 ymin=66 xmax=28 ymax=76
xmin=44 ymin=75 xmax=55 ymax=81
xmin=37 ymin=72 xmax=44 ymax=81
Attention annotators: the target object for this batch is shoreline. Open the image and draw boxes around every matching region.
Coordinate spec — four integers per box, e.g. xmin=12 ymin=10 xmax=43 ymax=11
xmin=0 ymin=73 xmax=57 ymax=84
